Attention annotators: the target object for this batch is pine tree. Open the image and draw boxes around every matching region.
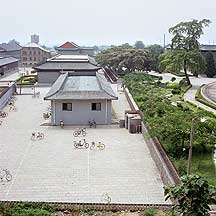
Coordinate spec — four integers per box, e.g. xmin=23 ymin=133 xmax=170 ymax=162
xmin=205 ymin=51 xmax=216 ymax=78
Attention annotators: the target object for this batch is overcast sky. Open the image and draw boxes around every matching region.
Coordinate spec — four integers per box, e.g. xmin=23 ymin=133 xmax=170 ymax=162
xmin=1 ymin=0 xmax=216 ymax=47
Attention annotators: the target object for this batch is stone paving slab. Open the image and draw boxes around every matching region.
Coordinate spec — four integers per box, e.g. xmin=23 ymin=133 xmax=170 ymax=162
xmin=0 ymin=87 xmax=168 ymax=204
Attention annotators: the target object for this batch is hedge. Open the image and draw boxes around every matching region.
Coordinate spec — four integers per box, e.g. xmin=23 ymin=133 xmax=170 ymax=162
xmin=195 ymin=85 xmax=216 ymax=110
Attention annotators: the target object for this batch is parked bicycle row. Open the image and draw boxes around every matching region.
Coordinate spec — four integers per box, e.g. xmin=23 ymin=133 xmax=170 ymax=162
xmin=59 ymin=119 xmax=97 ymax=129
xmin=30 ymin=130 xmax=106 ymax=150
xmin=74 ymin=139 xmax=105 ymax=150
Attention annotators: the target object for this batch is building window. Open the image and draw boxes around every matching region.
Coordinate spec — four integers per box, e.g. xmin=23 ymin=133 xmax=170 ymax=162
xmin=62 ymin=103 xmax=72 ymax=111
xmin=22 ymin=51 xmax=27 ymax=55
xmin=23 ymin=57 xmax=27 ymax=61
xmin=91 ymin=103 xmax=101 ymax=111
xmin=29 ymin=51 xmax=32 ymax=55
xmin=30 ymin=57 xmax=32 ymax=61
xmin=34 ymin=57 xmax=36 ymax=61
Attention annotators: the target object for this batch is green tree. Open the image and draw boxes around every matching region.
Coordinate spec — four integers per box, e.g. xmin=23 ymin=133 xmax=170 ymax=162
xmin=147 ymin=44 xmax=164 ymax=71
xmin=159 ymin=19 xmax=210 ymax=85
xmin=134 ymin=41 xmax=145 ymax=49
xmin=205 ymin=51 xmax=216 ymax=78
xmin=96 ymin=46 xmax=152 ymax=73
xmin=164 ymin=174 xmax=216 ymax=216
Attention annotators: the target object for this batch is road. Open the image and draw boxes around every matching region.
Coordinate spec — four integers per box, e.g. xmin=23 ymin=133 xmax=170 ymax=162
xmin=149 ymin=71 xmax=216 ymax=114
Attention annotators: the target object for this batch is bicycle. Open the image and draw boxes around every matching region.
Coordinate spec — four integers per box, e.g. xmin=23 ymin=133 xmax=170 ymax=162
xmin=0 ymin=111 xmax=8 ymax=118
xmin=60 ymin=120 xmax=64 ymax=129
xmin=101 ymin=193 xmax=111 ymax=204
xmin=90 ymin=141 xmax=105 ymax=150
xmin=32 ymin=92 xmax=40 ymax=98
xmin=74 ymin=139 xmax=89 ymax=149
xmin=31 ymin=132 xmax=44 ymax=141
xmin=0 ymin=169 xmax=12 ymax=182
xmin=73 ymin=128 xmax=86 ymax=137
xmin=43 ymin=112 xmax=51 ymax=119
xmin=88 ymin=119 xmax=96 ymax=128
xmin=9 ymin=105 xmax=17 ymax=112
xmin=10 ymin=96 xmax=17 ymax=101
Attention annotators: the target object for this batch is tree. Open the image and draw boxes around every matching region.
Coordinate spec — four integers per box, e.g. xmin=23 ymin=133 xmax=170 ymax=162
xmin=96 ymin=46 xmax=152 ymax=73
xmin=147 ymin=44 xmax=164 ymax=71
xmin=164 ymin=174 xmax=216 ymax=216
xmin=159 ymin=19 xmax=211 ymax=85
xmin=205 ymin=52 xmax=216 ymax=78
xmin=159 ymin=49 xmax=206 ymax=83
xmin=134 ymin=41 xmax=145 ymax=49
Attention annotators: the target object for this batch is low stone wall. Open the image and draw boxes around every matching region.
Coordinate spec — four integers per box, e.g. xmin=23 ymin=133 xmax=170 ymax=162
xmin=124 ymin=87 xmax=180 ymax=185
xmin=0 ymin=201 xmax=172 ymax=211
xmin=124 ymin=88 xmax=139 ymax=111
xmin=142 ymin=123 xmax=180 ymax=185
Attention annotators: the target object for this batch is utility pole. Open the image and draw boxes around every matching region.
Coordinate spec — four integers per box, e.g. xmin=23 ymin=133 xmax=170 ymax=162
xmin=163 ymin=34 xmax=166 ymax=49
xmin=187 ymin=118 xmax=195 ymax=175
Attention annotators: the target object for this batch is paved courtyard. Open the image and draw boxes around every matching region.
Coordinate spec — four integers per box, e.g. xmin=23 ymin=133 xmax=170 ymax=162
xmin=0 ymin=87 xmax=168 ymax=204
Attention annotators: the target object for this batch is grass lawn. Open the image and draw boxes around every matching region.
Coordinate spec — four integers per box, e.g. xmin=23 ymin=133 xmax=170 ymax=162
xmin=172 ymin=153 xmax=216 ymax=185
xmin=16 ymin=76 xmax=37 ymax=85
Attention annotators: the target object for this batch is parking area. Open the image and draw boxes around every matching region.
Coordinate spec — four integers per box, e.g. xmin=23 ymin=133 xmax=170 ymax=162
xmin=0 ymin=87 xmax=168 ymax=204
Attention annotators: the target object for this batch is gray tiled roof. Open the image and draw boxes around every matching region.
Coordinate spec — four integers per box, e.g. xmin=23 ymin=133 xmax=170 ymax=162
xmin=34 ymin=54 xmax=99 ymax=71
xmin=34 ymin=61 xmax=100 ymax=71
xmin=0 ymin=42 xmax=22 ymax=51
xmin=23 ymin=42 xmax=50 ymax=53
xmin=44 ymin=72 xmax=117 ymax=100
xmin=0 ymin=57 xmax=19 ymax=67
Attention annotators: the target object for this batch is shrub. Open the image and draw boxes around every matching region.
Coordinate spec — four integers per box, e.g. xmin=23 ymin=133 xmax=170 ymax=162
xmin=179 ymin=78 xmax=188 ymax=88
xmin=143 ymin=208 xmax=157 ymax=216
xmin=195 ymin=85 xmax=216 ymax=110
xmin=172 ymin=88 xmax=181 ymax=94
xmin=171 ymin=77 xmax=176 ymax=82
xmin=11 ymin=207 xmax=51 ymax=216
xmin=166 ymin=82 xmax=179 ymax=89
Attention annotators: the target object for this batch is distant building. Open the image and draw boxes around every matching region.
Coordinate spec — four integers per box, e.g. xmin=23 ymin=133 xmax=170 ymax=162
xmin=56 ymin=41 xmax=95 ymax=56
xmin=31 ymin=34 xmax=39 ymax=44
xmin=0 ymin=40 xmax=22 ymax=60
xmin=21 ymin=43 xmax=51 ymax=66
xmin=34 ymin=54 xmax=100 ymax=83
xmin=0 ymin=57 xmax=19 ymax=76
xmin=200 ymin=45 xmax=216 ymax=62
xmin=44 ymin=72 xmax=117 ymax=125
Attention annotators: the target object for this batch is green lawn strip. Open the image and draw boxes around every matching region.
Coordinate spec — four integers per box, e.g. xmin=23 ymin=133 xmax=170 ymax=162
xmin=172 ymin=153 xmax=216 ymax=185
xmin=195 ymin=84 xmax=216 ymax=110
xmin=16 ymin=76 xmax=37 ymax=85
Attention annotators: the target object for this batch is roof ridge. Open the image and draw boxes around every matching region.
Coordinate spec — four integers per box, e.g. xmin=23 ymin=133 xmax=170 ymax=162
xmin=96 ymin=72 xmax=117 ymax=99
xmin=44 ymin=73 xmax=68 ymax=100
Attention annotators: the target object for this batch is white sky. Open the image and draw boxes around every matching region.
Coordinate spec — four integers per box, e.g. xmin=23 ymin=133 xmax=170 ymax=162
xmin=1 ymin=0 xmax=216 ymax=46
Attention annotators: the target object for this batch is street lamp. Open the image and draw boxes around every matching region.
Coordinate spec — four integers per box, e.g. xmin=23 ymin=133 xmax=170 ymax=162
xmin=187 ymin=117 xmax=207 ymax=175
